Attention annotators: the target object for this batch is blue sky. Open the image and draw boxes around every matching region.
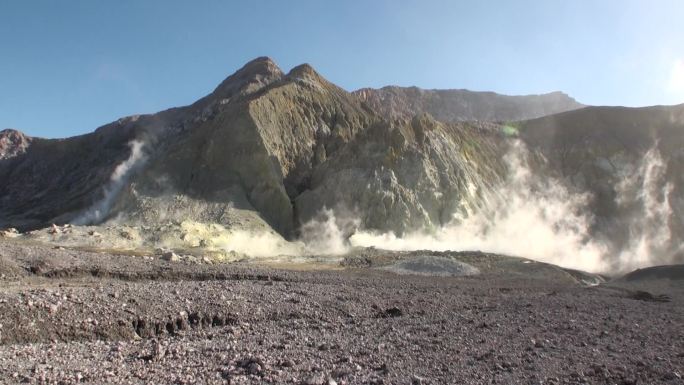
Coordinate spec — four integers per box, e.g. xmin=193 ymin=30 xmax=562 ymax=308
xmin=1 ymin=1 xmax=683 ymax=138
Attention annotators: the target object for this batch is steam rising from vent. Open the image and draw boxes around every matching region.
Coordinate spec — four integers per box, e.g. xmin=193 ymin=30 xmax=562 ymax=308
xmin=615 ymin=146 xmax=675 ymax=271
xmin=299 ymin=209 xmax=360 ymax=255
xmin=298 ymin=141 xmax=679 ymax=273
xmin=61 ymin=137 xmax=679 ymax=274
xmin=348 ymin=141 xmax=610 ymax=272
xmin=73 ymin=140 xmax=147 ymax=225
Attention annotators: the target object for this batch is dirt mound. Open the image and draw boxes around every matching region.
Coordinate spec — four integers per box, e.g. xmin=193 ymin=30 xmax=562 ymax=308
xmin=620 ymin=264 xmax=684 ymax=282
xmin=380 ymin=255 xmax=480 ymax=277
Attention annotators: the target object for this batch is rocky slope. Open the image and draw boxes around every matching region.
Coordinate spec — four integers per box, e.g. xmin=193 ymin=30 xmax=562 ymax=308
xmin=0 ymin=57 xmax=511 ymax=238
xmin=1 ymin=57 xmax=683 ymax=271
xmin=0 ymin=129 xmax=32 ymax=160
xmin=354 ymin=86 xmax=583 ymax=122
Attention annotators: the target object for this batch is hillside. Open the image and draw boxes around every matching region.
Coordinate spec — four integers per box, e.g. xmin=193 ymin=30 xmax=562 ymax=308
xmin=354 ymin=86 xmax=583 ymax=122
xmin=0 ymin=57 xmax=682 ymax=271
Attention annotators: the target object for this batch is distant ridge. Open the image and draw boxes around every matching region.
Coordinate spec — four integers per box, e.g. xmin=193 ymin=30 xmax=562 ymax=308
xmin=354 ymin=86 xmax=584 ymax=122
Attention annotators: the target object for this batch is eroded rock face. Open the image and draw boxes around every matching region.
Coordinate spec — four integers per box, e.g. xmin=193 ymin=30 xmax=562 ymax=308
xmin=294 ymin=116 xmax=507 ymax=235
xmin=111 ymin=59 xmax=379 ymax=237
xmin=0 ymin=129 xmax=31 ymax=160
xmin=354 ymin=86 xmax=584 ymax=122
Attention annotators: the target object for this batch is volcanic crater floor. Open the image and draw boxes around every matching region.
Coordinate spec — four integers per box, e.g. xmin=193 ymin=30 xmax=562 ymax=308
xmin=0 ymin=240 xmax=683 ymax=385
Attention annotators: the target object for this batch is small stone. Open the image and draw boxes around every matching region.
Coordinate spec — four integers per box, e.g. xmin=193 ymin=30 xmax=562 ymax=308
xmin=383 ymin=307 xmax=403 ymax=318
xmin=247 ymin=361 xmax=262 ymax=375
xmin=302 ymin=373 xmax=326 ymax=385
xmin=161 ymin=252 xmax=180 ymax=262
xmin=0 ymin=228 xmax=20 ymax=238
xmin=280 ymin=359 xmax=294 ymax=367
xmin=663 ymin=372 xmax=682 ymax=380
xmin=153 ymin=343 xmax=165 ymax=360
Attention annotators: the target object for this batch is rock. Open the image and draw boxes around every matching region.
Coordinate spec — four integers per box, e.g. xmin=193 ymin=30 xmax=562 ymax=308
xmin=353 ymin=87 xmax=583 ymax=123
xmin=161 ymin=252 xmax=180 ymax=262
xmin=302 ymin=373 xmax=326 ymax=385
xmin=663 ymin=371 xmax=682 ymax=380
xmin=0 ymin=129 xmax=32 ymax=160
xmin=152 ymin=342 xmax=165 ymax=361
xmin=382 ymin=307 xmax=403 ymax=318
xmin=381 ymin=256 xmax=480 ymax=277
xmin=0 ymin=228 xmax=19 ymax=238
xmin=247 ymin=361 xmax=262 ymax=375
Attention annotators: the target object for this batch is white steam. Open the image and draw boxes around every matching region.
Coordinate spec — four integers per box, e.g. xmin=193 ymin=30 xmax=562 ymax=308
xmin=60 ymin=137 xmax=677 ymax=274
xmin=297 ymin=141 xmax=678 ymax=273
xmin=348 ymin=141 xmax=610 ymax=272
xmin=615 ymin=146 xmax=675 ymax=271
xmin=299 ymin=209 xmax=360 ymax=256
xmin=73 ymin=140 xmax=147 ymax=225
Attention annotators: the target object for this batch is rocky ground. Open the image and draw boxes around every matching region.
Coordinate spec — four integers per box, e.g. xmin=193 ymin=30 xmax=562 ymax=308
xmin=1 ymin=239 xmax=683 ymax=384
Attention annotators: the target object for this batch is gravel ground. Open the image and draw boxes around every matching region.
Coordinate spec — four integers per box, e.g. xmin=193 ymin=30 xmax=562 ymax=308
xmin=1 ymin=240 xmax=683 ymax=384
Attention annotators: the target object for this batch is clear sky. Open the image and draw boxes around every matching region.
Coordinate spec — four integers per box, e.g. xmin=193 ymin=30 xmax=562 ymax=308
xmin=1 ymin=1 xmax=683 ymax=138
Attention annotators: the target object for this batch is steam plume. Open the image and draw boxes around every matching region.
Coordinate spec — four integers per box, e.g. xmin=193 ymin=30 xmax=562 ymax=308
xmin=615 ymin=145 xmax=675 ymax=272
xmin=72 ymin=140 xmax=147 ymax=225
xmin=299 ymin=141 xmax=681 ymax=273
xmin=349 ymin=141 xmax=610 ymax=272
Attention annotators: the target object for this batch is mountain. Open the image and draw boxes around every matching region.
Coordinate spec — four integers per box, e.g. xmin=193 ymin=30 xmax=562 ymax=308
xmin=0 ymin=57 xmax=682 ymax=271
xmin=0 ymin=57 xmax=508 ymax=237
xmin=354 ymin=86 xmax=583 ymax=122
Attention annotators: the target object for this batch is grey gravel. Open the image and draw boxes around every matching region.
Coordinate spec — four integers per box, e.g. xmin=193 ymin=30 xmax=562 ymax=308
xmin=0 ymin=240 xmax=683 ymax=384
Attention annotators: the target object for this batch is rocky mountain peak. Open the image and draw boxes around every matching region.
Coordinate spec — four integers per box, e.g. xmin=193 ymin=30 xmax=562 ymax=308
xmin=0 ymin=129 xmax=31 ymax=160
xmin=241 ymin=56 xmax=282 ymax=76
xmin=209 ymin=56 xmax=284 ymax=101
xmin=286 ymin=63 xmax=326 ymax=85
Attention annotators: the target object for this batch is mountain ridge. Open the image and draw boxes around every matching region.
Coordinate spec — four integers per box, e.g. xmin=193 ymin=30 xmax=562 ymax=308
xmin=353 ymin=85 xmax=584 ymax=122
xmin=1 ymin=57 xmax=683 ymax=270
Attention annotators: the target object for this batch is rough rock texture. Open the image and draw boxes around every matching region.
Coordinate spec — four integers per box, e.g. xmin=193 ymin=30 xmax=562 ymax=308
xmin=112 ymin=58 xmax=379 ymax=237
xmin=0 ymin=129 xmax=32 ymax=160
xmin=354 ymin=86 xmax=584 ymax=122
xmin=0 ymin=57 xmax=510 ymax=237
xmin=294 ymin=116 xmax=507 ymax=235
xmin=0 ymin=240 xmax=682 ymax=384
